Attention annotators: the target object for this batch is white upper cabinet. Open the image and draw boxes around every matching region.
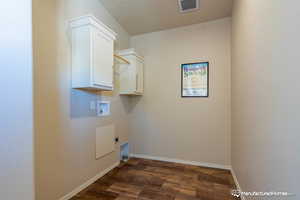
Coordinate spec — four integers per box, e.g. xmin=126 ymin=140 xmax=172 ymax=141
xmin=69 ymin=15 xmax=117 ymax=91
xmin=118 ymin=49 xmax=144 ymax=95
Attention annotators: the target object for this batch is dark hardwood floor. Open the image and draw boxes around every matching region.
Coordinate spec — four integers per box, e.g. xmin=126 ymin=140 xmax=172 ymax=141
xmin=71 ymin=158 xmax=239 ymax=200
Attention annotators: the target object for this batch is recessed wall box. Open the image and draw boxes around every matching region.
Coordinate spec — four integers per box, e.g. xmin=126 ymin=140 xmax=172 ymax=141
xmin=97 ymin=101 xmax=110 ymax=117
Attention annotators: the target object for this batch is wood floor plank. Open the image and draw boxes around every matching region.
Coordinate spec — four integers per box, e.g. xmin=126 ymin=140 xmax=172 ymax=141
xmin=139 ymin=185 xmax=175 ymax=200
xmin=107 ymin=182 xmax=142 ymax=198
xmin=71 ymin=158 xmax=240 ymax=200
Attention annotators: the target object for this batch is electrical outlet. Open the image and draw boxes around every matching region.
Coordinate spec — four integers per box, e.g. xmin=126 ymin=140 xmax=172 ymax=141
xmin=90 ymin=101 xmax=96 ymax=111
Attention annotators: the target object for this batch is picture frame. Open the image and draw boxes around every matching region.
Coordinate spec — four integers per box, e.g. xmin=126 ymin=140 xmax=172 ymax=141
xmin=181 ymin=62 xmax=209 ymax=97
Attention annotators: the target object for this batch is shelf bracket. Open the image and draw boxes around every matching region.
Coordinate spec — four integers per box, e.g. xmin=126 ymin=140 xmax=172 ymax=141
xmin=114 ymin=54 xmax=130 ymax=64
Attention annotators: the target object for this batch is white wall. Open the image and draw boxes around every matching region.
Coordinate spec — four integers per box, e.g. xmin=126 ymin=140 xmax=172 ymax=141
xmin=33 ymin=0 xmax=131 ymax=199
xmin=0 ymin=0 xmax=34 ymax=199
xmin=232 ymin=0 xmax=299 ymax=199
xmin=130 ymin=18 xmax=231 ymax=166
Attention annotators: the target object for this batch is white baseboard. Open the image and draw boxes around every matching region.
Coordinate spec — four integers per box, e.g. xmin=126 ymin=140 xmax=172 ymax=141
xmin=59 ymin=161 xmax=120 ymax=200
xmin=130 ymin=153 xmax=231 ymax=170
xmin=230 ymin=168 xmax=246 ymax=200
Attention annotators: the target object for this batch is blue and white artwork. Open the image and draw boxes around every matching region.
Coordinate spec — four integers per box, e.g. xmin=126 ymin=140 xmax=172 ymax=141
xmin=182 ymin=62 xmax=209 ymax=97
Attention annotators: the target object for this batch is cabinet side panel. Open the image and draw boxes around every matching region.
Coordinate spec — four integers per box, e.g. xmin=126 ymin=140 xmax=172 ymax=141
xmin=137 ymin=59 xmax=144 ymax=94
xmin=72 ymin=27 xmax=91 ymax=88
xmin=92 ymin=29 xmax=114 ymax=88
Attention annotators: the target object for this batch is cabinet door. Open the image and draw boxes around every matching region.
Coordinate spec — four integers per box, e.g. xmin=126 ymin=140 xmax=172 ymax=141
xmin=92 ymin=30 xmax=114 ymax=89
xmin=120 ymin=63 xmax=135 ymax=93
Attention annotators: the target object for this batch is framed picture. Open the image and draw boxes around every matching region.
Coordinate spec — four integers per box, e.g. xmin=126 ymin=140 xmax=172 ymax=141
xmin=181 ymin=62 xmax=209 ymax=97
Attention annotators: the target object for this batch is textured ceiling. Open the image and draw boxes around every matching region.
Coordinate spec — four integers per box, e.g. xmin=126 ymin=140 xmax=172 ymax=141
xmin=100 ymin=0 xmax=233 ymax=35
